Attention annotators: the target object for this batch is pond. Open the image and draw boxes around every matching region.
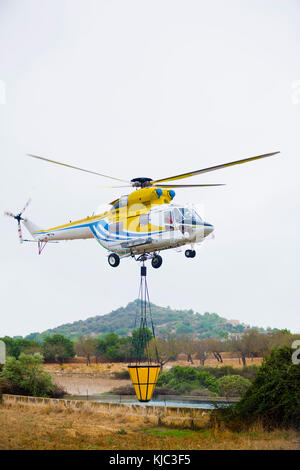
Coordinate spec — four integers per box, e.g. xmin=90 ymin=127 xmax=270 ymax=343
xmin=66 ymin=394 xmax=234 ymax=409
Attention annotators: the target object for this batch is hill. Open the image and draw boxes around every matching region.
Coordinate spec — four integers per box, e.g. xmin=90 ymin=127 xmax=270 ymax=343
xmin=25 ymin=300 xmax=254 ymax=342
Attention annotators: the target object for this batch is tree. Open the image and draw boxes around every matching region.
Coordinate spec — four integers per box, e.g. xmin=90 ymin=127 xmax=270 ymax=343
xmin=74 ymin=337 xmax=97 ymax=365
xmin=42 ymin=335 xmax=75 ymax=364
xmin=131 ymin=327 xmax=153 ymax=361
xmin=148 ymin=335 xmax=180 ymax=369
xmin=205 ymin=338 xmax=224 ymax=363
xmin=94 ymin=334 xmax=134 ymax=362
xmin=0 ymin=336 xmax=41 ymax=359
xmin=0 ymin=353 xmax=59 ymax=397
xmin=194 ymin=339 xmax=210 ymax=366
xmin=229 ymin=329 xmax=268 ymax=366
xmin=267 ymin=330 xmax=299 ymax=352
xmin=178 ymin=334 xmax=196 ymax=364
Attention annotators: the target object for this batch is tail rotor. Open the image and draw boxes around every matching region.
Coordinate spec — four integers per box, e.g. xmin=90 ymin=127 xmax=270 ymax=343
xmin=4 ymin=198 xmax=31 ymax=244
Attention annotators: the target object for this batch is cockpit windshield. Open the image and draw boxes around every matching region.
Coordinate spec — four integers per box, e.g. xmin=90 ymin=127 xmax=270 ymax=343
xmin=149 ymin=205 xmax=203 ymax=228
xmin=174 ymin=207 xmax=203 ymax=225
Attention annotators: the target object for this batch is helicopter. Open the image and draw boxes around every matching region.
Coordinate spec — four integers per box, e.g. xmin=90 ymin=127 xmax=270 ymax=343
xmin=5 ymin=151 xmax=279 ymax=268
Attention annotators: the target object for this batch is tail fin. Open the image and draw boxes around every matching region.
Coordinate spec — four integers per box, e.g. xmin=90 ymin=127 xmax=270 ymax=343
xmin=23 ymin=218 xmax=42 ymax=239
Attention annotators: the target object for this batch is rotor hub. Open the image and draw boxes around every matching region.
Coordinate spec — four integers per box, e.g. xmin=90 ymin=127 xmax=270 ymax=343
xmin=131 ymin=177 xmax=153 ymax=188
xmin=14 ymin=213 xmax=23 ymax=222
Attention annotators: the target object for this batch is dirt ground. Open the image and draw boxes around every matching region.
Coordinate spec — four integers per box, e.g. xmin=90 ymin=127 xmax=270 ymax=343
xmin=0 ymin=404 xmax=298 ymax=450
xmin=53 ymin=375 xmax=131 ymax=395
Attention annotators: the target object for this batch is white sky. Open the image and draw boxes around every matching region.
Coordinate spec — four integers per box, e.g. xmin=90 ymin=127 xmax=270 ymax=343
xmin=1 ymin=0 xmax=300 ymax=336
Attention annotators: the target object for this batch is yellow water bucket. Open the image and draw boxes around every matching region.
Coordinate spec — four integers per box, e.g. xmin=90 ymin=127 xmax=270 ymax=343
xmin=128 ymin=364 xmax=161 ymax=402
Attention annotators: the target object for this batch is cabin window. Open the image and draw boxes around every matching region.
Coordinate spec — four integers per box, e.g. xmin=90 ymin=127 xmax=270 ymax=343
xmin=164 ymin=210 xmax=175 ymax=230
xmin=173 ymin=208 xmax=184 ymax=224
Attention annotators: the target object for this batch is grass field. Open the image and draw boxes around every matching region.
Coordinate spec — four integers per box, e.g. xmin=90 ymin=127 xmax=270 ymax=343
xmin=0 ymin=404 xmax=299 ymax=450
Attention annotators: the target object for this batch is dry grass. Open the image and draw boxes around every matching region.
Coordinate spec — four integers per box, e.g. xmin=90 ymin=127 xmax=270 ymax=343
xmin=45 ymin=356 xmax=263 ymax=375
xmin=0 ymin=404 xmax=298 ymax=450
xmin=45 ymin=362 xmax=129 ymax=374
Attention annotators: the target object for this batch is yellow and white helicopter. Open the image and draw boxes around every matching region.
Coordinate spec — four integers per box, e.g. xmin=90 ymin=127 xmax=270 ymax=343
xmin=5 ymin=151 xmax=279 ymax=268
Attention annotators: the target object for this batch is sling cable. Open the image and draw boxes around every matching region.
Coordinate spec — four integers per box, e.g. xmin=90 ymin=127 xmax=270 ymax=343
xmin=128 ymin=261 xmax=160 ymax=402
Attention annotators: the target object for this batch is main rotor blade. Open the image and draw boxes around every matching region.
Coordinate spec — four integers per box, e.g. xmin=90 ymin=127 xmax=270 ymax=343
xmin=153 ymin=183 xmax=225 ymax=188
xmin=27 ymin=154 xmax=129 ymax=183
xmin=152 ymin=151 xmax=280 ymax=184
xmin=98 ymin=185 xmax=133 ymax=188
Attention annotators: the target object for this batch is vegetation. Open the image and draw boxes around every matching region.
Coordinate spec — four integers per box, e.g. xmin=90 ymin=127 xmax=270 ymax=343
xmin=42 ymin=335 xmax=75 ymax=364
xmin=1 ymin=404 xmax=298 ymax=450
xmin=0 ymin=337 xmax=41 ymax=359
xmin=24 ymin=299 xmax=254 ymax=341
xmin=2 ymin=326 xmax=299 ymax=369
xmin=199 ymin=365 xmax=260 ymax=381
xmin=215 ymin=346 xmax=300 ymax=430
xmin=96 ymin=333 xmax=133 ymax=362
xmin=0 ymin=353 xmax=64 ymax=398
xmin=157 ymin=366 xmax=220 ymax=395
xmin=217 ymin=375 xmax=251 ymax=397
xmin=157 ymin=365 xmax=260 ymax=397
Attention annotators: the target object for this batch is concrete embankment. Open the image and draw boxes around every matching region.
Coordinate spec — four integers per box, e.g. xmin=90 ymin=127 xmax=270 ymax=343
xmin=2 ymin=394 xmax=213 ymax=429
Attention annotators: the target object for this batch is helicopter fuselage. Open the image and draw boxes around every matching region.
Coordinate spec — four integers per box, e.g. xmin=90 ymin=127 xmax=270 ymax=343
xmin=24 ymin=188 xmax=214 ymax=261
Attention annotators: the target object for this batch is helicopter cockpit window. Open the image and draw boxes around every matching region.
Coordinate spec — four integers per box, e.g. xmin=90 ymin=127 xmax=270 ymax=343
xmin=173 ymin=208 xmax=184 ymax=224
xmin=179 ymin=208 xmax=203 ymax=225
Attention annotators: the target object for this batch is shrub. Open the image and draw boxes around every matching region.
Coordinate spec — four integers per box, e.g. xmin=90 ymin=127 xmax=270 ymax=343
xmin=215 ymin=346 xmax=300 ymax=430
xmin=157 ymin=366 xmax=220 ymax=395
xmin=0 ymin=353 xmax=64 ymax=398
xmin=187 ymin=388 xmax=217 ymax=397
xmin=200 ymin=365 xmax=259 ymax=382
xmin=217 ymin=375 xmax=251 ymax=397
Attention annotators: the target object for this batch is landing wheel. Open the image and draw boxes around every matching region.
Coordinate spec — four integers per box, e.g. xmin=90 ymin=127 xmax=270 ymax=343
xmin=151 ymin=254 xmax=163 ymax=269
xmin=185 ymin=249 xmax=196 ymax=258
xmin=108 ymin=253 xmax=120 ymax=267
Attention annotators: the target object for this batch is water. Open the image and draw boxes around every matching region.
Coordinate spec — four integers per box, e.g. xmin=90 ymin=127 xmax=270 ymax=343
xmin=66 ymin=394 xmax=232 ymax=409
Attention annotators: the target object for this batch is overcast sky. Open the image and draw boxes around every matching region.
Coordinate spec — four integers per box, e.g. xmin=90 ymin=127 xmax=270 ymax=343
xmin=1 ymin=0 xmax=300 ymax=337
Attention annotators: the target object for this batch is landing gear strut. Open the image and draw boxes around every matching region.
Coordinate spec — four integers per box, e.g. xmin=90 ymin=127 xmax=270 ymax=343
xmin=151 ymin=254 xmax=163 ymax=269
xmin=185 ymin=249 xmax=196 ymax=258
xmin=108 ymin=253 xmax=120 ymax=267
